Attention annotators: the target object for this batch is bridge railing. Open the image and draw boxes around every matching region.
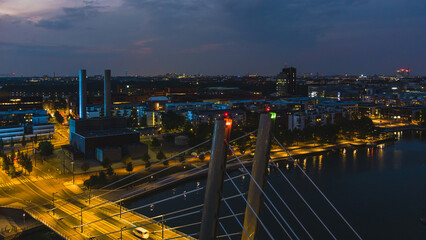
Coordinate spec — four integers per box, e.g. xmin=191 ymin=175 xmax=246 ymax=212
xmin=24 ymin=208 xmax=76 ymax=240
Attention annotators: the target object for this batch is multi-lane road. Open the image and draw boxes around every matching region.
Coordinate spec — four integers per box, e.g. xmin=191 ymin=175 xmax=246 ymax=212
xmin=0 ymin=122 xmax=194 ymax=240
xmin=0 ymin=165 xmax=194 ymax=239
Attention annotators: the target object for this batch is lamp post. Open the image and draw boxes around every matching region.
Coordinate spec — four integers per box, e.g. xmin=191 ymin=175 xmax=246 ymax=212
xmin=80 ymin=206 xmax=83 ymax=233
xmin=162 ymin=214 xmax=164 ymax=240
xmin=52 ymin=192 xmax=58 ymax=215
xmin=119 ymin=199 xmax=122 ymax=219
xmin=120 ymin=226 xmax=126 ymax=240
xmin=62 ymin=150 xmax=65 ymax=175
xmin=88 ymin=186 xmax=91 ymax=205
xmin=33 ymin=148 xmax=36 ymax=167
xmin=71 ymin=161 xmax=75 ymax=184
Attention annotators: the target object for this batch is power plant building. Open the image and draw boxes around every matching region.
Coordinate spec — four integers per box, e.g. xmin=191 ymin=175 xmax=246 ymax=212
xmin=68 ymin=69 xmax=144 ymax=161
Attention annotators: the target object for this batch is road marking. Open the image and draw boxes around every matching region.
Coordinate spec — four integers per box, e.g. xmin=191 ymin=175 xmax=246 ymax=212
xmin=0 ymin=174 xmax=54 ymax=188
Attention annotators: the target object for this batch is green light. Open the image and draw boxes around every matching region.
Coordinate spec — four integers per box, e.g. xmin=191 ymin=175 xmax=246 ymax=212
xmin=270 ymin=112 xmax=276 ymax=119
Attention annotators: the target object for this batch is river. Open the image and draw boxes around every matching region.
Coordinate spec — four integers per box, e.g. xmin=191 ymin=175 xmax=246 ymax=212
xmin=25 ymin=131 xmax=426 ymax=239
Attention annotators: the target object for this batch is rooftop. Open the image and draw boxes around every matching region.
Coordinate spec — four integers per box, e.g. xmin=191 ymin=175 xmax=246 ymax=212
xmin=77 ymin=128 xmax=138 ymax=138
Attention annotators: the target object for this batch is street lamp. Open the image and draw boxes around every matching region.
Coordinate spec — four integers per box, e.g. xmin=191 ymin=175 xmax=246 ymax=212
xmin=71 ymin=161 xmax=75 ymax=184
xmin=120 ymin=226 xmax=126 ymax=240
xmin=62 ymin=149 xmax=65 ymax=175
xmin=119 ymin=199 xmax=123 ymax=219
xmin=88 ymin=186 xmax=91 ymax=205
xmin=80 ymin=206 xmax=83 ymax=233
xmin=33 ymin=148 xmax=36 ymax=167
xmin=52 ymin=192 xmax=58 ymax=215
xmin=162 ymin=214 xmax=165 ymax=240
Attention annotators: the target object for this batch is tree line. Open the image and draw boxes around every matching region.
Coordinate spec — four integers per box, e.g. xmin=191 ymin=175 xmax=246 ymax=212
xmin=0 ymin=150 xmax=33 ymax=178
xmin=274 ymin=116 xmax=377 ymax=146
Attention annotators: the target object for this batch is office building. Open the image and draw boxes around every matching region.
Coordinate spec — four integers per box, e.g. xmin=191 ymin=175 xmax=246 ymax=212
xmin=277 ymin=67 xmax=297 ymax=96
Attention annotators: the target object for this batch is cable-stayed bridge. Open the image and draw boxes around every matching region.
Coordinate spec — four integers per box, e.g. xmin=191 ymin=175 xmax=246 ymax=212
xmin=19 ymin=113 xmax=362 ymax=240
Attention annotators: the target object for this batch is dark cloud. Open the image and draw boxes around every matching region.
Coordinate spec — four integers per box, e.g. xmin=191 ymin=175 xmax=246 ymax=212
xmin=0 ymin=41 xmax=78 ymax=56
xmin=0 ymin=0 xmax=425 ymax=75
xmin=35 ymin=5 xmax=100 ymax=30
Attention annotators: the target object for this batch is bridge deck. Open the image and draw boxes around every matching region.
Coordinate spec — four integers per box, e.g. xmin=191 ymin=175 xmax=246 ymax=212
xmin=25 ymin=195 xmax=195 ymax=240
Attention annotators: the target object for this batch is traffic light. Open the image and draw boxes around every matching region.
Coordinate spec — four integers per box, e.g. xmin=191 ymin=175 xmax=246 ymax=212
xmin=265 ymin=107 xmax=270 ymax=112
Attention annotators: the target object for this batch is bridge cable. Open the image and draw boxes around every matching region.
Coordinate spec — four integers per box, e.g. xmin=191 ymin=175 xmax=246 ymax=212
xmin=273 ymin=136 xmax=363 ymax=240
xmin=62 ymin=151 xmax=252 ymax=221
xmin=74 ymin=175 xmax=248 ymax=228
xmin=217 ymin=232 xmax=243 ymax=239
xmin=219 ymin=220 xmax=233 ymax=240
xmin=266 ymin=180 xmax=314 ymax=240
xmin=226 ymin=141 xmax=298 ymax=240
xmin=263 ymin=201 xmax=292 ymax=240
xmin=222 ymin=196 xmax=252 ymax=240
xmin=268 ymin=157 xmax=336 ymax=239
xmin=50 ymin=138 xmax=212 ymax=212
xmin=151 ymin=212 xmax=245 ymax=234
xmin=60 ymin=161 xmax=210 ymax=220
xmin=225 ymin=171 xmax=279 ymax=240
xmin=89 ymin=130 xmax=256 ymax=202
xmin=51 ymin=130 xmax=256 ymax=214
xmin=89 ymin=209 xmax=201 ymax=239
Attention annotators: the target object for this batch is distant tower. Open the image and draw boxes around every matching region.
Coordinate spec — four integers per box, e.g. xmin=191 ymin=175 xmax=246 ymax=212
xmin=104 ymin=70 xmax=112 ymax=117
xmin=79 ymin=69 xmax=87 ymax=119
xmin=276 ymin=67 xmax=296 ymax=96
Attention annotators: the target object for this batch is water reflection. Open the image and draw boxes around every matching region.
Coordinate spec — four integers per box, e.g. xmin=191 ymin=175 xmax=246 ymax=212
xmin=312 ymin=155 xmax=317 ymax=170
xmin=126 ymin=131 xmax=426 ymax=240
xmin=393 ymin=150 xmax=402 ymax=170
xmin=303 ymin=158 xmax=307 ymax=171
xmin=377 ymin=145 xmax=384 ymax=170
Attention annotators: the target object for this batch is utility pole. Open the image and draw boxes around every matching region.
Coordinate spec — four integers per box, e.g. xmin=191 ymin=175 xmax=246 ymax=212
xmin=162 ymin=214 xmax=164 ymax=240
xmin=52 ymin=192 xmax=57 ymax=215
xmin=120 ymin=226 xmax=126 ymax=240
xmin=119 ymin=199 xmax=122 ymax=219
xmin=80 ymin=207 xmax=83 ymax=233
xmin=62 ymin=150 xmax=65 ymax=175
xmin=199 ymin=119 xmax=231 ymax=240
xmin=88 ymin=186 xmax=91 ymax=205
xmin=33 ymin=148 xmax=36 ymax=167
xmin=241 ymin=113 xmax=272 ymax=240
xmin=71 ymin=161 xmax=75 ymax=184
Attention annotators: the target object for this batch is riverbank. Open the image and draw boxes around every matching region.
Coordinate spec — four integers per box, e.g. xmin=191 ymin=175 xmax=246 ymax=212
xmin=127 ymin=130 xmax=426 ymax=239
xmin=0 ymin=207 xmax=43 ymax=240
xmin=102 ymin=135 xmax=398 ymax=201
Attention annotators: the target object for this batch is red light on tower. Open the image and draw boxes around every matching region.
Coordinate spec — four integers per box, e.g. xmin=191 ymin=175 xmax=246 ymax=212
xmin=225 ymin=118 xmax=232 ymax=141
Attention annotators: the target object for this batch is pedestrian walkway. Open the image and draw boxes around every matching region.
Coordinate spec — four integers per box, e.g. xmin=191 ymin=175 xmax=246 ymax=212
xmin=0 ymin=174 xmax=55 ymax=189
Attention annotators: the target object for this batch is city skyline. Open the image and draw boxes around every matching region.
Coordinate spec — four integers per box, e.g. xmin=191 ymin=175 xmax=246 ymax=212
xmin=1 ymin=0 xmax=425 ymax=76
xmin=0 ymin=1 xmax=425 ymax=239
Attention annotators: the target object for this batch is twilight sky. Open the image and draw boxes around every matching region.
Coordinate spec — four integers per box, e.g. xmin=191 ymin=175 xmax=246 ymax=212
xmin=0 ymin=0 xmax=425 ymax=76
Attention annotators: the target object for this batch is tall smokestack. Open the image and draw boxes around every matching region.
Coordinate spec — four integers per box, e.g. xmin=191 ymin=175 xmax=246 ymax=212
xmin=79 ymin=69 xmax=87 ymax=119
xmin=104 ymin=69 xmax=111 ymax=117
